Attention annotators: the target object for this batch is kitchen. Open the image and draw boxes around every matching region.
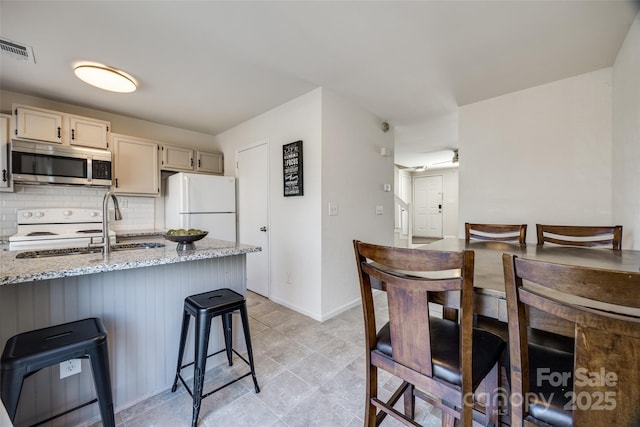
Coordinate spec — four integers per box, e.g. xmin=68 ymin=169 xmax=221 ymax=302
xmin=1 ymin=1 xmax=640 ymax=426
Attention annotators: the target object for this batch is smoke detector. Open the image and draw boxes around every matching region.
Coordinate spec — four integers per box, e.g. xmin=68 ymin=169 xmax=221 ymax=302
xmin=0 ymin=38 xmax=35 ymax=63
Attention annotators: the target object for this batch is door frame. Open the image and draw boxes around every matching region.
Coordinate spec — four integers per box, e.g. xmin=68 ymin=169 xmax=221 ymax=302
xmin=412 ymin=173 xmax=444 ymax=238
xmin=236 ymin=139 xmax=271 ymax=297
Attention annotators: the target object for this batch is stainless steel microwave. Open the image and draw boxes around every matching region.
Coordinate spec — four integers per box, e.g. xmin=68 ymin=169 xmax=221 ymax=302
xmin=11 ymin=140 xmax=113 ymax=187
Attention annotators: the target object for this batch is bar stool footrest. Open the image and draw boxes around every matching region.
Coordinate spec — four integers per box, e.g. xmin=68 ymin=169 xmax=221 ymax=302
xmin=31 ymin=399 xmax=98 ymax=427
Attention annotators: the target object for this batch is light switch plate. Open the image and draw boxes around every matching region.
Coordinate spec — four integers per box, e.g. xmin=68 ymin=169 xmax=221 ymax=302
xmin=329 ymin=202 xmax=338 ymax=216
xmin=376 ymin=206 xmax=384 ymax=215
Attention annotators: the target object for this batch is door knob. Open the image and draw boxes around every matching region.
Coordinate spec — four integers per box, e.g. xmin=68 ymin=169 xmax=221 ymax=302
xmin=260 ymin=226 xmax=267 ymax=232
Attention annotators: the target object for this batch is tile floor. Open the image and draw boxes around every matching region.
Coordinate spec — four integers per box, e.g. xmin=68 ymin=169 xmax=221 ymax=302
xmin=104 ymin=291 xmax=442 ymax=427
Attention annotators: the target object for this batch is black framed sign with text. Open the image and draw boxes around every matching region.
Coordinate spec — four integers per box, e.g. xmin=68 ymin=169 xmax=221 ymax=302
xmin=283 ymin=140 xmax=303 ymax=197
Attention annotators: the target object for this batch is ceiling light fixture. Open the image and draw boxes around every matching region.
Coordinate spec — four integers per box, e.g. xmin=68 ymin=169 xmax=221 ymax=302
xmin=74 ymin=64 xmax=136 ymax=93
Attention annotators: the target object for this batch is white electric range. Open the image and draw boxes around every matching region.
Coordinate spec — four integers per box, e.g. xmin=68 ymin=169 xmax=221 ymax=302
xmin=9 ymin=208 xmax=116 ymax=251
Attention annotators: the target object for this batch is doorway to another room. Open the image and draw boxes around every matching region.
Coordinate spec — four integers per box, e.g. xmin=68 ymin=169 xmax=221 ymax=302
xmin=394 ymin=167 xmax=459 ymax=248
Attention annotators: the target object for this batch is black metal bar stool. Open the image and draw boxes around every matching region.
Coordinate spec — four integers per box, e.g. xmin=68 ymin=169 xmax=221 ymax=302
xmin=171 ymin=288 xmax=259 ymax=427
xmin=0 ymin=317 xmax=115 ymax=427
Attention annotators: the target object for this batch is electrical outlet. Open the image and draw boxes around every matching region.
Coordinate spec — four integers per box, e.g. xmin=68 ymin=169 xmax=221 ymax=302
xmin=60 ymin=359 xmax=81 ymax=379
xmin=119 ymin=198 xmax=128 ymax=208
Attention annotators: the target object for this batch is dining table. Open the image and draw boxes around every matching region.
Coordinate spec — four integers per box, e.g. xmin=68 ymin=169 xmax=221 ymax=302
xmin=423 ymin=237 xmax=640 ymax=322
xmin=424 ymin=237 xmax=640 ymax=426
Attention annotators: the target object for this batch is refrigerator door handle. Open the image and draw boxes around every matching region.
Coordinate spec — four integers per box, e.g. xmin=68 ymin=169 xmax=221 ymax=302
xmin=183 ymin=175 xmax=190 ymax=213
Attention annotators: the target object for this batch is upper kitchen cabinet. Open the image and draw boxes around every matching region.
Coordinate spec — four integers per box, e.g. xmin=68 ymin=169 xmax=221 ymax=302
xmin=196 ymin=151 xmax=223 ymax=174
xmin=0 ymin=114 xmax=12 ymax=192
xmin=13 ymin=104 xmax=110 ymax=149
xmin=14 ymin=105 xmax=63 ymax=144
xmin=111 ymin=133 xmax=160 ymax=196
xmin=68 ymin=115 xmax=110 ymax=149
xmin=161 ymin=145 xmax=194 ymax=172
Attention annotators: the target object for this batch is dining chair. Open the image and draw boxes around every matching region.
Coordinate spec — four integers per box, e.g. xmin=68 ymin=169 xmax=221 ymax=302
xmin=465 ymin=223 xmax=527 ymax=244
xmin=535 ymin=224 xmax=622 ymax=250
xmin=353 ymin=240 xmax=506 ymax=427
xmin=502 ymin=254 xmax=640 ymax=427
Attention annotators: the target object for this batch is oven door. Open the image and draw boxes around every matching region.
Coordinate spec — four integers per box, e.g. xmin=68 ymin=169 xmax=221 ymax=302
xmin=9 ymin=236 xmax=99 ymax=251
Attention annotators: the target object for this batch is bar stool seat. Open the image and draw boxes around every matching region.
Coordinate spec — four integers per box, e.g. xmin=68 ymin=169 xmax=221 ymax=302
xmin=0 ymin=317 xmax=115 ymax=427
xmin=171 ymin=288 xmax=259 ymax=427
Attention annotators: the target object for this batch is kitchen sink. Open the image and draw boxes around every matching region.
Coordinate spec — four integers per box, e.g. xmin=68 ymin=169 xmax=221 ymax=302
xmin=16 ymin=242 xmax=166 ymax=259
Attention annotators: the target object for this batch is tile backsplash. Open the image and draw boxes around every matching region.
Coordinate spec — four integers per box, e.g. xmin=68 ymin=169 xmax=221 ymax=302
xmin=0 ymin=185 xmax=158 ymax=238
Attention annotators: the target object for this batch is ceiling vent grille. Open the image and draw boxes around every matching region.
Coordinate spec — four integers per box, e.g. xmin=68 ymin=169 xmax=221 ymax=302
xmin=0 ymin=38 xmax=35 ymax=63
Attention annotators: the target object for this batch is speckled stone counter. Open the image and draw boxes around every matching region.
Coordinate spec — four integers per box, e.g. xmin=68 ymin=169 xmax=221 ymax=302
xmin=0 ymin=236 xmax=260 ymax=286
xmin=0 ymin=236 xmax=261 ymax=425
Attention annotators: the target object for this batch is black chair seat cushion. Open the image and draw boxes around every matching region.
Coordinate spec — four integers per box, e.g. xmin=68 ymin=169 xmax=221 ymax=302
xmin=375 ymin=317 xmax=506 ymax=389
xmin=526 ymin=343 xmax=573 ymax=427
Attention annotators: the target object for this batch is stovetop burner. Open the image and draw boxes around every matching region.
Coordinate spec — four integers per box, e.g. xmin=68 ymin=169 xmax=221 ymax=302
xmin=26 ymin=231 xmax=58 ymax=236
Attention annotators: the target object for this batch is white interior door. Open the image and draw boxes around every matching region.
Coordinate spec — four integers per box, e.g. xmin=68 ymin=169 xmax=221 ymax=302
xmin=413 ymin=175 xmax=443 ymax=238
xmin=237 ymin=142 xmax=270 ymax=297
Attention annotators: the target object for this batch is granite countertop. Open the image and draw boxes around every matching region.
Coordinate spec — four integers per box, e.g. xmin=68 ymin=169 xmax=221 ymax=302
xmin=0 ymin=236 xmax=261 ymax=286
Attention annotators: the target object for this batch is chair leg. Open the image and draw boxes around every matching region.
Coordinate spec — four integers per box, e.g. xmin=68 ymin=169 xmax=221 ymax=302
xmin=403 ymin=383 xmax=415 ymax=420
xmin=441 ymin=412 xmax=456 ymax=427
xmin=0 ymin=366 xmax=26 ymax=422
xmin=172 ymin=310 xmax=191 ymax=393
xmin=222 ymin=312 xmax=233 ymax=366
xmin=87 ymin=342 xmax=116 ymax=427
xmin=191 ymin=313 xmax=212 ymax=427
xmin=365 ymin=361 xmax=377 ymax=427
xmin=239 ymin=303 xmax=260 ymax=393
xmin=482 ymin=363 xmax=499 ymax=426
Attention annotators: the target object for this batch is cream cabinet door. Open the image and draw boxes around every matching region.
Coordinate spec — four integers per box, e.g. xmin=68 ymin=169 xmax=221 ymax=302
xmin=14 ymin=105 xmax=63 ymax=143
xmin=196 ymin=151 xmax=223 ymax=174
xmin=69 ymin=116 xmax=110 ymax=149
xmin=112 ymin=134 xmax=160 ymax=196
xmin=161 ymin=145 xmax=194 ymax=171
xmin=0 ymin=114 xmax=12 ymax=192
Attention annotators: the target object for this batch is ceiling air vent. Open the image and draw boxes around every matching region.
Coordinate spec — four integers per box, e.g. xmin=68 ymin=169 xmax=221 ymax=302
xmin=0 ymin=38 xmax=35 ymax=63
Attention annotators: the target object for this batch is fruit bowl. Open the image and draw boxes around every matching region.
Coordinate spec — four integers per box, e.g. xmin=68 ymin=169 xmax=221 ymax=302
xmin=163 ymin=231 xmax=208 ymax=251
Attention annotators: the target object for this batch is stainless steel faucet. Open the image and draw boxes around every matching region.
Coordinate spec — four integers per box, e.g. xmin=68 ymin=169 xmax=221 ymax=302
xmin=100 ymin=190 xmax=122 ymax=258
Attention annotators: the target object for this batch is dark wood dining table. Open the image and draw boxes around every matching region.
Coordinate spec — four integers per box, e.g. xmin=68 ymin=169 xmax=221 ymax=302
xmin=424 ymin=237 xmax=640 ymax=321
xmin=424 ymin=238 xmax=640 ymax=426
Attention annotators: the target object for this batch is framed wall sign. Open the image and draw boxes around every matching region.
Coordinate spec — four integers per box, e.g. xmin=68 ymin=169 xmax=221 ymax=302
xmin=283 ymin=140 xmax=303 ymax=197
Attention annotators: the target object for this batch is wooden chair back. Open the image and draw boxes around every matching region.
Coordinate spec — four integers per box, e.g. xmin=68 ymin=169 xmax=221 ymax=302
xmin=535 ymin=224 xmax=622 ymax=250
xmin=465 ymin=223 xmax=527 ymax=244
xmin=354 ymin=240 xmax=478 ymax=426
xmin=502 ymin=254 xmax=640 ymax=426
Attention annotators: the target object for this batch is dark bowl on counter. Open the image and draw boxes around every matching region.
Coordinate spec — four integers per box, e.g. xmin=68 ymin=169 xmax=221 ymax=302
xmin=163 ymin=232 xmax=208 ymax=251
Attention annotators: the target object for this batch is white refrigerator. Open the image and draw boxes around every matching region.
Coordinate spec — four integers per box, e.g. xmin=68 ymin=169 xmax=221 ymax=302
xmin=165 ymin=172 xmax=236 ymax=242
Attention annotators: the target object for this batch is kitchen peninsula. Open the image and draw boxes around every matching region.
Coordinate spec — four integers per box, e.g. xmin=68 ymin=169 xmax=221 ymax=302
xmin=0 ymin=237 xmax=260 ymax=425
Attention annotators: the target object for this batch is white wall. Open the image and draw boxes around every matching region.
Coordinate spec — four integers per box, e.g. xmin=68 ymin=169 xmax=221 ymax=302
xmin=215 ymin=89 xmax=324 ymax=319
xmin=459 ymin=68 xmax=613 ymax=243
xmin=216 ymin=88 xmax=393 ymax=320
xmin=612 ymin=13 xmax=640 ymax=250
xmin=321 ymin=89 xmax=394 ymax=318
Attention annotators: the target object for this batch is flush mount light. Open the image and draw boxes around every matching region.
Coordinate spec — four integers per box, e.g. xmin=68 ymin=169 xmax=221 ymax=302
xmin=74 ymin=64 xmax=137 ymax=93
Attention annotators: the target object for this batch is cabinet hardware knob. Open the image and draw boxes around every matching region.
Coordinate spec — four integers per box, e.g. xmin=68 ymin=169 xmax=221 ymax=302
xmin=71 ymin=129 xmax=75 ymax=140
xmin=57 ymin=127 xmax=61 ymax=138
